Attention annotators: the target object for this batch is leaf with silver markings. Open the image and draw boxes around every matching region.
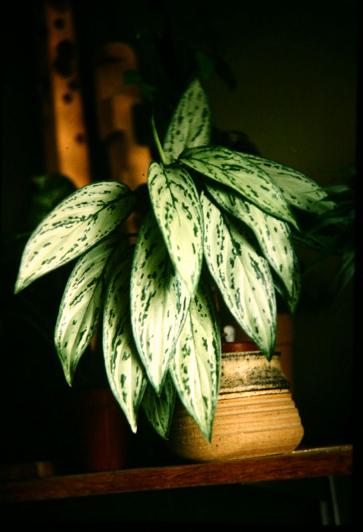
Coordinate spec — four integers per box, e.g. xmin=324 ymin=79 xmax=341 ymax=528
xmin=54 ymin=233 xmax=120 ymax=385
xmin=243 ymin=153 xmax=335 ymax=214
xmin=15 ymin=181 xmax=134 ymax=293
xmin=180 ymin=146 xmax=297 ymax=227
xmin=201 ymin=193 xmax=277 ymax=358
xmin=163 ymin=79 xmax=211 ymax=163
xmin=130 ymin=212 xmax=190 ymax=393
xmin=169 ymin=281 xmax=221 ymax=441
xmin=103 ymin=244 xmax=147 ymax=433
xmin=148 ymin=162 xmax=203 ymax=294
xmin=141 ymin=374 xmax=176 ymax=439
xmin=206 ymin=183 xmax=300 ymax=312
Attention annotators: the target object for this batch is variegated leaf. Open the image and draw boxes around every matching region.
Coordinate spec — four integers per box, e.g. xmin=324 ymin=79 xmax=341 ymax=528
xmin=54 ymin=233 xmax=120 ymax=385
xmin=103 ymin=244 xmax=147 ymax=433
xmin=180 ymin=146 xmax=297 ymax=227
xmin=169 ymin=282 xmax=221 ymax=441
xmin=201 ymin=193 xmax=277 ymax=358
xmin=148 ymin=162 xmax=203 ymax=294
xmin=243 ymin=153 xmax=335 ymax=214
xmin=206 ymin=183 xmax=301 ymax=311
xmin=130 ymin=213 xmax=190 ymax=393
xmin=163 ymin=79 xmax=211 ymax=163
xmin=15 ymin=181 xmax=134 ymax=293
xmin=141 ymin=374 xmax=176 ymax=439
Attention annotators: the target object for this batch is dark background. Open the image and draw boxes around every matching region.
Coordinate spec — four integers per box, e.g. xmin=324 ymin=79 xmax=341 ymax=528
xmin=1 ymin=0 xmax=357 ymax=525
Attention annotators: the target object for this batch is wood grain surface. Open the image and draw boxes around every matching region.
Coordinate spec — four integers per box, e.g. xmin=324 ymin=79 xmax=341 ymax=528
xmin=0 ymin=445 xmax=352 ymax=504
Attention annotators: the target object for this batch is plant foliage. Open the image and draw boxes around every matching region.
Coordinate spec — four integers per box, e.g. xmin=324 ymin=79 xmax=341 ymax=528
xmin=15 ymin=79 xmax=334 ymax=440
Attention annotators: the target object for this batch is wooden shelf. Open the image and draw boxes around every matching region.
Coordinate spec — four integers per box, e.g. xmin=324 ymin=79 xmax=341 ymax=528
xmin=0 ymin=444 xmax=352 ymax=504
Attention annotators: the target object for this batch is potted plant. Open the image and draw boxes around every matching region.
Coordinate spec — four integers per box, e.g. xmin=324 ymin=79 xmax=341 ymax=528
xmin=14 ymin=79 xmax=335 ymax=454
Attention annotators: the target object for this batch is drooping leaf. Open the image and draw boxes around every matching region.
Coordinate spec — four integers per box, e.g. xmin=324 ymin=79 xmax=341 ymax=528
xmin=141 ymin=374 xmax=176 ymax=439
xmin=15 ymin=181 xmax=134 ymax=293
xmin=169 ymin=281 xmax=221 ymax=441
xmin=163 ymin=79 xmax=211 ymax=163
xmin=148 ymin=162 xmax=203 ymax=294
xmin=206 ymin=183 xmax=300 ymax=311
xmin=201 ymin=193 xmax=277 ymax=358
xmin=130 ymin=213 xmax=190 ymax=393
xmin=54 ymin=233 xmax=120 ymax=385
xmin=243 ymin=153 xmax=335 ymax=214
xmin=180 ymin=146 xmax=297 ymax=227
xmin=103 ymin=244 xmax=147 ymax=433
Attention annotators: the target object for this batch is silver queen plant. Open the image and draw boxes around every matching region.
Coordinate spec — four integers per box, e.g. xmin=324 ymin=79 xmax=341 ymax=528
xmin=15 ymin=79 xmax=334 ymax=441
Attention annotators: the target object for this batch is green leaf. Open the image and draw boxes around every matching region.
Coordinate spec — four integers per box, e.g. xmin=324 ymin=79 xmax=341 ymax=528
xmin=148 ymin=162 xmax=203 ymax=294
xmin=337 ymin=249 xmax=355 ymax=289
xmin=163 ymin=79 xmax=211 ymax=163
xmin=130 ymin=213 xmax=190 ymax=393
xmin=103 ymin=243 xmax=147 ymax=433
xmin=201 ymin=193 xmax=277 ymax=358
xmin=141 ymin=374 xmax=176 ymax=439
xmin=180 ymin=146 xmax=297 ymax=227
xmin=206 ymin=183 xmax=300 ymax=312
xmin=243 ymin=153 xmax=335 ymax=214
xmin=169 ymin=282 xmax=221 ymax=441
xmin=15 ymin=181 xmax=134 ymax=293
xmin=54 ymin=233 xmax=119 ymax=385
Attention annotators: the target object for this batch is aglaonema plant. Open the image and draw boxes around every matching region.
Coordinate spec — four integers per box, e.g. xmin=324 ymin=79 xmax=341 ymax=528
xmin=14 ymin=79 xmax=335 ymax=442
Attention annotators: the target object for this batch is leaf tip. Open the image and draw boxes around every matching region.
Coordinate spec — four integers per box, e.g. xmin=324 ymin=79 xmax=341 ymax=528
xmin=263 ymin=345 xmax=274 ymax=362
xmin=202 ymin=420 xmax=214 ymax=444
xmin=129 ymin=420 xmax=138 ymax=434
xmin=13 ymin=279 xmax=23 ymax=295
xmin=65 ymin=372 xmax=73 ymax=387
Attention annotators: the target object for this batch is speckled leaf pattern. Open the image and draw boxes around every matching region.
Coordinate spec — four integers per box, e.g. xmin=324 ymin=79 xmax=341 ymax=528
xmin=201 ymin=193 xmax=276 ymax=358
xmin=180 ymin=146 xmax=297 ymax=227
xmin=206 ymin=184 xmax=300 ymax=311
xmin=130 ymin=213 xmax=190 ymax=393
xmin=243 ymin=153 xmax=335 ymax=214
xmin=163 ymin=79 xmax=211 ymax=163
xmin=141 ymin=374 xmax=176 ymax=439
xmin=169 ymin=283 xmax=221 ymax=441
xmin=54 ymin=234 xmax=119 ymax=385
xmin=14 ymin=181 xmax=134 ymax=293
xmin=148 ymin=162 xmax=203 ymax=294
xmin=103 ymin=244 xmax=147 ymax=433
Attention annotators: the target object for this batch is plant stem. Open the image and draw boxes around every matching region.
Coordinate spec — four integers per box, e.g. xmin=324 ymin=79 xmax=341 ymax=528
xmin=151 ymin=114 xmax=168 ymax=165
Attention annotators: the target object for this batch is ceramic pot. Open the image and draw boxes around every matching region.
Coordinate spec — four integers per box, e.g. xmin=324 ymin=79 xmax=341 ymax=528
xmin=224 ymin=313 xmax=295 ymax=384
xmin=167 ymin=342 xmax=304 ymax=462
xmin=275 ymin=312 xmax=295 ymax=385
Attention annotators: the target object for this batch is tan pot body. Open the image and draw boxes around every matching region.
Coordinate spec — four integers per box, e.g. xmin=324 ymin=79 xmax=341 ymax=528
xmin=168 ymin=342 xmax=304 ymax=462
